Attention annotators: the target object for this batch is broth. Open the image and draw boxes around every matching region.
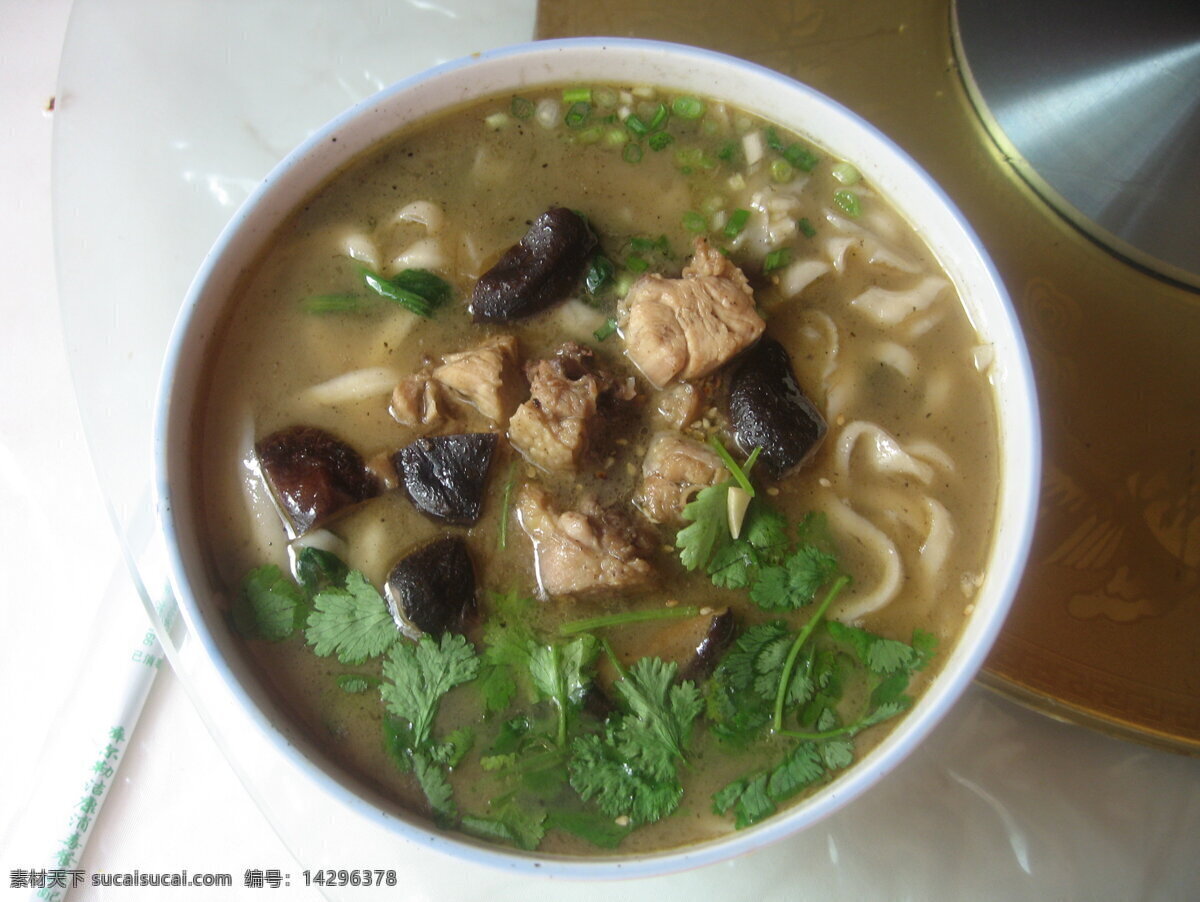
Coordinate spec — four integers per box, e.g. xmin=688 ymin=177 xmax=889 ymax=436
xmin=196 ymin=83 xmax=999 ymax=854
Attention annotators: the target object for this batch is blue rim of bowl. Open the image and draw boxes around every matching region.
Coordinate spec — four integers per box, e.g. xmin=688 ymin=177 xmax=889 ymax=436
xmin=153 ymin=36 xmax=1041 ymax=880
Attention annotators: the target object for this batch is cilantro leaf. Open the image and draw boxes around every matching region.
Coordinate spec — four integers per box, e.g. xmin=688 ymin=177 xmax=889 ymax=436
xmin=567 ymin=656 xmax=701 ymax=826
xmin=750 ymin=545 xmax=840 ymax=611
xmin=676 ymin=481 xmax=732 ymax=572
xmin=460 ymin=811 xmax=546 ymax=851
xmin=713 ymin=742 xmax=828 ymax=829
xmin=544 ymin=808 xmax=633 ymax=850
xmin=569 ymin=729 xmax=684 ymax=826
xmin=305 ymin=571 xmax=399 ymax=664
xmin=232 ymin=564 xmax=306 ymax=641
xmin=335 ymin=673 xmax=379 ymax=694
xmin=528 ymin=636 xmax=599 ymax=747
xmin=294 ymin=546 xmax=349 ymax=596
xmin=712 ymin=773 xmax=773 ymax=829
xmin=381 ymin=632 xmax=479 ymax=748
xmin=765 ymin=742 xmax=824 ymax=802
xmin=613 ymin=657 xmax=703 ymax=764
xmin=478 ymin=591 xmax=537 ymax=714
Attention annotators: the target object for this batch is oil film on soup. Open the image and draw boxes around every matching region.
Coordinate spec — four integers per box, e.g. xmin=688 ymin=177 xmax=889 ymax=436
xmin=193 ymin=82 xmax=999 ymax=855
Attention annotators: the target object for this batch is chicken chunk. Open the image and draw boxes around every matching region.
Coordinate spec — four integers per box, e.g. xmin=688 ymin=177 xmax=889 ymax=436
xmin=515 ymin=483 xmax=655 ymax=598
xmin=507 ymin=342 xmax=634 ymax=471
xmin=653 ymin=381 xmax=704 ymax=430
xmin=621 ymin=238 xmax=765 ymax=388
xmin=432 ymin=333 xmax=524 ymax=424
xmin=634 ymin=432 xmax=728 ymax=524
xmin=390 ymin=370 xmax=448 ymax=430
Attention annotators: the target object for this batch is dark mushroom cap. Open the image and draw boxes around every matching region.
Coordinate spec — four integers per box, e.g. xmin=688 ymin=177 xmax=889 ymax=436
xmin=255 ymin=425 xmax=380 ymax=536
xmin=393 ymin=432 xmax=498 ymax=525
xmin=727 ymin=337 xmax=827 ymax=479
xmin=384 ymin=536 xmax=477 ymax=639
xmin=470 ymin=207 xmax=597 ymax=322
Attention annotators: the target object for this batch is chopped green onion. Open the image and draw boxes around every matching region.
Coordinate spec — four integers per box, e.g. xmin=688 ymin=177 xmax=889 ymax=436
xmin=625 ymin=254 xmax=649 ymax=274
xmin=564 ymin=101 xmax=591 ymax=129
xmin=604 ymin=127 xmax=628 ymax=147
xmin=834 ymin=189 xmax=862 ymax=218
xmin=484 ymin=112 xmax=510 ymax=130
xmin=675 ymin=147 xmax=715 ymax=172
xmin=784 ymin=144 xmax=820 ymax=172
xmin=497 ymin=462 xmax=517 ymax=551
xmin=391 ymin=269 xmax=451 ymax=305
xmin=593 ymin=87 xmax=619 ymax=109
xmin=648 ymin=131 xmax=675 ymax=151
xmin=765 ymin=127 xmax=786 ymax=152
xmin=613 ymin=270 xmax=637 ymax=297
xmin=832 ymin=161 xmax=861 ymax=184
xmin=672 ymin=95 xmax=706 ymax=119
xmin=763 ymin=247 xmax=792 ymax=272
xmin=708 ymin=437 xmax=760 ymax=497
xmin=575 ymin=125 xmax=603 ymax=144
xmin=593 ymin=317 xmax=618 ymax=342
xmin=771 ymin=158 xmax=795 ymax=182
xmin=510 ymin=96 xmax=534 ymax=119
xmin=562 ymin=86 xmax=592 ymax=103
xmin=717 ymin=141 xmax=738 ymax=162
xmin=723 ymin=208 xmax=751 ymax=239
xmin=301 ymin=294 xmax=368 ymax=314
xmin=624 ymin=114 xmax=649 ymax=136
xmin=682 ymin=211 xmax=708 ymax=233
xmin=630 ymin=235 xmax=671 ymax=255
xmin=585 ymin=255 xmax=615 ymax=295
xmin=798 ymin=217 xmax=817 ymax=238
xmin=358 ymin=267 xmax=450 ymax=318
xmin=560 ymin=604 xmax=704 ymax=635
xmin=622 ymin=142 xmax=644 ymax=164
xmin=647 ymin=102 xmax=669 ymax=131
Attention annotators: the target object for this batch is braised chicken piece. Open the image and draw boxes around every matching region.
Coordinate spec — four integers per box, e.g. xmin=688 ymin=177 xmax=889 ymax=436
xmin=432 ymin=333 xmax=524 ymax=424
xmin=507 ymin=341 xmax=635 ymax=471
xmin=514 ymin=483 xmax=655 ymax=598
xmin=390 ymin=370 xmax=449 ymax=430
xmin=621 ymin=238 xmax=765 ymax=388
xmin=634 ymin=432 xmax=728 ymax=525
xmin=652 ymin=381 xmax=704 ymax=431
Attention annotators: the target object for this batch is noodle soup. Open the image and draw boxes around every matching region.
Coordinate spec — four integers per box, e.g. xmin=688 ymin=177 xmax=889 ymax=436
xmin=158 ymin=40 xmax=1036 ymax=873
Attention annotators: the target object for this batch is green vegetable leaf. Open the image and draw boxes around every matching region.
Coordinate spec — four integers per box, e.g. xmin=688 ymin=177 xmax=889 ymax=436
xmin=359 ymin=266 xmax=450 ymax=317
xmin=569 ymin=730 xmax=683 ymax=826
xmin=232 ymin=564 xmax=306 ymax=641
xmin=294 ymin=546 xmax=349 ymax=596
xmin=765 ymin=742 xmax=824 ymax=802
xmin=676 ymin=481 xmax=732 ymax=571
xmin=478 ymin=590 xmax=537 ymax=714
xmin=335 ymin=673 xmax=379 ymax=694
xmin=614 ymin=657 xmax=703 ymax=765
xmin=544 ymin=808 xmax=633 ymax=849
xmin=305 ymin=571 xmax=399 ymax=664
xmin=528 ymin=636 xmax=599 ymax=747
xmin=750 ymin=545 xmax=840 ymax=611
xmin=380 ymin=632 xmax=479 ymax=748
xmin=712 ymin=773 xmax=773 ymax=829
xmin=567 ymin=656 xmax=701 ymax=826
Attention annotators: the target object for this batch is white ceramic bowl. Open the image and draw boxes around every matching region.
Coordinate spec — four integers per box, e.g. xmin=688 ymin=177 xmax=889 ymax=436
xmin=155 ymin=37 xmax=1040 ymax=879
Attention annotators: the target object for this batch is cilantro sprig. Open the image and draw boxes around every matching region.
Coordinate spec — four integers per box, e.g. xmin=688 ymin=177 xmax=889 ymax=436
xmin=568 ymin=653 xmax=702 ymax=826
xmin=381 ymin=632 xmax=480 ymax=824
